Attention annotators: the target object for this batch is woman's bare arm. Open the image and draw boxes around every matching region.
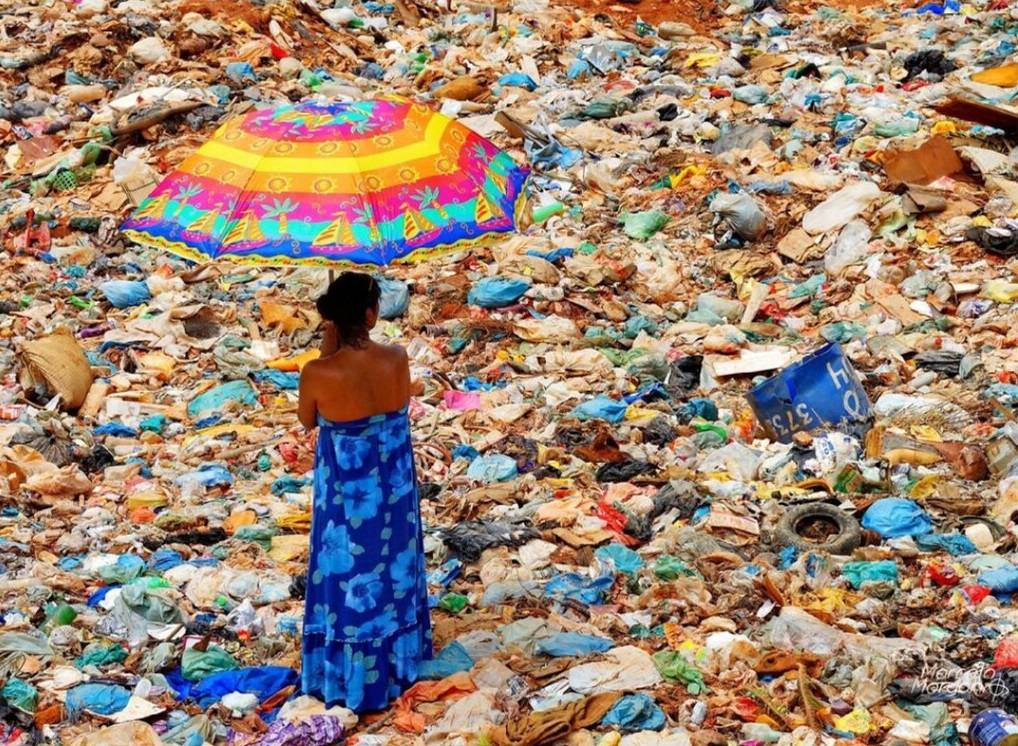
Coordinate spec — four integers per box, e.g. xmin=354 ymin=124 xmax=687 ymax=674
xmin=297 ymin=364 xmax=319 ymax=429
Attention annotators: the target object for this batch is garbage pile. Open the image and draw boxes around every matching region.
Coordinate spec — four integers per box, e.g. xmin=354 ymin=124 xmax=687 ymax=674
xmin=1 ymin=0 xmax=1018 ymax=744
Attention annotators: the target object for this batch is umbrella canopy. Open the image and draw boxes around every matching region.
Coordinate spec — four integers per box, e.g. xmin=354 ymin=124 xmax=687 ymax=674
xmin=121 ymin=96 xmax=530 ymax=267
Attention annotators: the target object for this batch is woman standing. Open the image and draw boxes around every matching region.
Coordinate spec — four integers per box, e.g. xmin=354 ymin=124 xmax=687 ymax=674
xmin=297 ymin=272 xmax=431 ymax=711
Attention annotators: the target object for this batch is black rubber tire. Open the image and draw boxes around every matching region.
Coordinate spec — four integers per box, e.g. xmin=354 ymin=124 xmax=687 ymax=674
xmin=773 ymin=502 xmax=862 ymax=555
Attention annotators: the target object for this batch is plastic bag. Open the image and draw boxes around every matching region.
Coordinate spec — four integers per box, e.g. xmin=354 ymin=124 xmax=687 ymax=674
xmin=977 ymin=566 xmax=1018 ymax=597
xmin=465 ymin=454 xmax=518 ymax=483
xmin=65 ymin=683 xmax=130 ymax=717
xmin=2 ymin=678 xmax=37 ymax=713
xmin=861 ymin=498 xmax=933 ymax=539
xmin=545 ymin=573 xmax=614 ymax=605
xmin=652 ymin=651 xmax=708 ymax=693
xmin=377 ymin=276 xmax=410 ymax=319
xmin=710 ymin=191 xmax=766 ymax=240
xmin=189 ymin=666 xmax=298 ymax=707
xmin=187 ymin=380 xmax=258 ymax=418
xmin=99 ymin=280 xmax=151 ymax=309
xmin=69 ymin=722 xmax=163 ymax=746
xmin=842 ymin=561 xmax=899 ymax=589
xmin=993 ymin=635 xmax=1018 ymax=670
xmin=600 ymin=693 xmax=666 ymax=732
xmin=802 ymin=181 xmax=882 ymax=235
xmin=497 ymin=72 xmax=538 ymax=91
xmin=467 ymin=277 xmax=531 ymax=308
xmin=824 ymin=220 xmax=872 ymax=274
xmin=535 ymin=632 xmax=614 ymax=658
xmin=19 ymin=330 xmax=95 ymax=410
xmin=181 ymin=645 xmax=238 ymax=682
xmin=595 ymin=544 xmax=644 ymax=575
xmin=417 ymin=641 xmax=474 ymax=681
xmin=572 ymin=396 xmax=628 ymax=423
xmin=98 ymin=554 xmax=145 ymax=584
xmin=622 ymin=210 xmax=670 ymax=241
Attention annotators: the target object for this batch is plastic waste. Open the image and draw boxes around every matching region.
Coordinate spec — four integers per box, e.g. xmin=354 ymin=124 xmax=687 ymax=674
xmin=377 ymin=276 xmax=410 ymax=319
xmin=861 ymin=498 xmax=933 ymax=539
xmin=467 ymin=277 xmax=531 ymax=308
xmin=825 ymin=220 xmax=872 ymax=274
xmin=622 ymin=210 xmax=670 ymax=241
xmin=709 ymin=191 xmax=766 ymax=240
xmin=465 ymin=454 xmax=518 ymax=483
xmin=601 ymin=693 xmax=666 ymax=732
xmin=802 ymin=181 xmax=882 ymax=235
xmin=746 ymin=343 xmax=871 ymax=442
xmin=100 ymin=280 xmax=152 ymax=309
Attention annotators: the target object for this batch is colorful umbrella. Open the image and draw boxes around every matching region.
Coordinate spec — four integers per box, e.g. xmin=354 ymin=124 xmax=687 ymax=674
xmin=121 ymin=96 xmax=530 ymax=267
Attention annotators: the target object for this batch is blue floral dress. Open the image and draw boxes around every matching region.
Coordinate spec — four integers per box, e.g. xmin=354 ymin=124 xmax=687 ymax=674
xmin=301 ymin=407 xmax=432 ymax=712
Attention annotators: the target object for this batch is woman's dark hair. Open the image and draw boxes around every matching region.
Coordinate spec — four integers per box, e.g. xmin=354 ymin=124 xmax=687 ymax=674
xmin=316 ymin=272 xmax=381 ymax=345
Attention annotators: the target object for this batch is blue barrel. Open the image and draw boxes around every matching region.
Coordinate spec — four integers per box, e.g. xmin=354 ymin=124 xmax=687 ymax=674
xmin=745 ymin=343 xmax=871 ymax=443
xmin=970 ymin=709 xmax=1018 ymax=746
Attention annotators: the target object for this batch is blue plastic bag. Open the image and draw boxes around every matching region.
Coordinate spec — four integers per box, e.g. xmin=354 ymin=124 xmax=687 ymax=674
xmin=190 ymin=666 xmax=297 ymax=708
xmin=98 ymin=554 xmax=145 ymax=584
xmin=915 ymin=532 xmax=978 ymax=556
xmin=572 ymin=395 xmax=628 ymax=423
xmin=93 ymin=421 xmax=138 ymax=437
xmin=545 ymin=573 xmax=614 ymax=605
xmin=861 ymin=498 xmax=933 ymax=539
xmin=497 ymin=72 xmax=538 ymax=91
xmin=466 ymin=454 xmax=518 ymax=483
xmin=187 ymin=380 xmax=258 ymax=418
xmin=252 ymin=370 xmax=300 ymax=390
xmin=526 ymin=247 xmax=574 ymax=264
xmin=535 ymin=632 xmax=613 ymax=657
xmin=148 ymin=547 xmax=184 ymax=573
xmin=467 ymin=277 xmax=530 ymax=308
xmin=377 ymin=276 xmax=410 ymax=319
xmin=978 ymin=566 xmax=1018 ymax=597
xmin=225 ymin=62 xmax=258 ymax=83
xmin=595 ymin=544 xmax=644 ymax=575
xmin=526 ymin=137 xmax=582 ymax=171
xmin=601 ymin=693 xmax=666 ymax=732
xmin=174 ymin=464 xmax=233 ymax=488
xmin=65 ymin=683 xmax=130 ymax=717
xmin=270 ymin=475 xmax=309 ymax=495
xmin=678 ymin=398 xmax=719 ymax=422
xmin=100 ymin=280 xmax=151 ymax=309
xmin=418 ymin=641 xmax=473 ymax=680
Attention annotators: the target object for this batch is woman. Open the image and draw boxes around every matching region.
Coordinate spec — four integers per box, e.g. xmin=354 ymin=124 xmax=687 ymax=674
xmin=297 ymin=272 xmax=431 ymax=712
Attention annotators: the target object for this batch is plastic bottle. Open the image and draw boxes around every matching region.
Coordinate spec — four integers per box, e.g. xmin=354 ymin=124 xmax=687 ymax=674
xmin=825 ymin=219 xmax=872 ymax=274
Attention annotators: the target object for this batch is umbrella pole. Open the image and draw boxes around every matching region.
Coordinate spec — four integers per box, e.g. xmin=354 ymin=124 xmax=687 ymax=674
xmin=328 ymin=268 xmax=335 ymax=284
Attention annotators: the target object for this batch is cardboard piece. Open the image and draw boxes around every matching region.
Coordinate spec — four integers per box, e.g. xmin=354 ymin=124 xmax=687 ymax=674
xmin=883 ymin=136 xmax=963 ymax=185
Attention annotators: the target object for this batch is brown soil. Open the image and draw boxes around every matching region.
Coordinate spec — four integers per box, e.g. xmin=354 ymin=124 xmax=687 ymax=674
xmin=557 ymin=0 xmax=727 ymax=32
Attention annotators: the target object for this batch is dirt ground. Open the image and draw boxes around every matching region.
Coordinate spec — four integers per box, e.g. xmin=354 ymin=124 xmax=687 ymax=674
xmin=558 ymin=0 xmax=726 ymax=31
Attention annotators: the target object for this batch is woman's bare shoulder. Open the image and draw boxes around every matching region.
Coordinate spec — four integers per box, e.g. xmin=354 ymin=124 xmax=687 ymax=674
xmin=373 ymin=341 xmax=408 ymax=361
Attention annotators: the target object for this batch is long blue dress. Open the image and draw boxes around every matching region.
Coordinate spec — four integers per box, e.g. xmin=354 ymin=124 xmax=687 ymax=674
xmin=301 ymin=407 xmax=432 ymax=711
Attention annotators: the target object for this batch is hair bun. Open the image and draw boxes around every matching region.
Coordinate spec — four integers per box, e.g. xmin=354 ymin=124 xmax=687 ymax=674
xmin=316 ymin=271 xmax=382 ymax=345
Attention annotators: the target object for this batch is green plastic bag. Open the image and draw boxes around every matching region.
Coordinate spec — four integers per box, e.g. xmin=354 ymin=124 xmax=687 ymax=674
xmin=438 ymin=593 xmax=469 ymax=613
xmin=181 ymin=645 xmax=238 ymax=682
xmin=622 ymin=210 xmax=670 ymax=241
xmin=75 ymin=643 xmax=128 ymax=670
xmin=653 ymin=556 xmax=696 ymax=581
xmin=2 ymin=678 xmax=37 ymax=713
xmin=652 ymin=650 xmax=709 ymax=694
xmin=233 ymin=524 xmax=278 ymax=551
xmin=841 ymin=560 xmax=898 ymax=589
